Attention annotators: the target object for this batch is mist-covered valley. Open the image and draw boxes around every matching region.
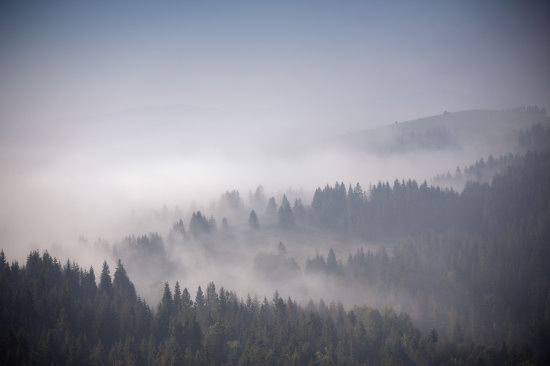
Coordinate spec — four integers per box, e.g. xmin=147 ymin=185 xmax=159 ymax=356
xmin=3 ymin=103 xmax=550 ymax=365
xmin=2 ymin=1 xmax=550 ymax=364
xmin=3 ymin=105 xmax=549 ymax=337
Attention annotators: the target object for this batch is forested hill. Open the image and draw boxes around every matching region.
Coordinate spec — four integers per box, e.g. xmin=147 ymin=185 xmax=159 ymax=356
xmin=2 ymin=148 xmax=548 ymax=365
xmin=309 ymin=148 xmax=550 ymax=242
xmin=0 ymin=251 xmax=533 ymax=365
xmin=432 ymin=123 xmax=550 ymax=189
xmin=304 ymin=148 xmax=550 ymax=361
xmin=337 ymin=107 xmax=549 ymax=154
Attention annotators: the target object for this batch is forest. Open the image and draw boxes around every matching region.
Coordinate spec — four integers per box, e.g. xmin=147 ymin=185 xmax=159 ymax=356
xmin=0 ymin=250 xmax=533 ymax=365
xmin=3 ymin=2 xmax=550 ymax=364
xmin=2 ymin=143 xmax=550 ymax=365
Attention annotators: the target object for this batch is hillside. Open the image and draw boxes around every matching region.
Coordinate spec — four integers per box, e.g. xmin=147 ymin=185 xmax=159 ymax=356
xmin=0 ymin=250 xmax=532 ymax=365
xmin=338 ymin=107 xmax=549 ymax=155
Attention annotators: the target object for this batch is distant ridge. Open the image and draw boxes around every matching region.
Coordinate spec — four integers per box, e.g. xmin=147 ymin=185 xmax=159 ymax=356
xmin=338 ymin=107 xmax=549 ymax=154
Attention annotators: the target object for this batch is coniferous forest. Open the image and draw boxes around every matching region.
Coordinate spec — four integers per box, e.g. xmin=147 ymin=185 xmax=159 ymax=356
xmin=2 ymin=147 xmax=549 ymax=365
xmin=0 ymin=250 xmax=536 ymax=365
xmin=3 ymin=1 xmax=550 ymax=365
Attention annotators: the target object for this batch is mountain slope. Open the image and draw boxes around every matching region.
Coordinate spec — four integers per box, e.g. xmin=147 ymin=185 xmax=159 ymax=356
xmin=0 ymin=250 xmax=529 ymax=365
xmin=338 ymin=107 xmax=549 ymax=155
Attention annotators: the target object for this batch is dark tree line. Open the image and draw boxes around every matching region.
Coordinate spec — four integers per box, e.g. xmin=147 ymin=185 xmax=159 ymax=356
xmin=0 ymin=250 xmax=529 ymax=365
xmin=310 ymin=179 xmax=459 ymax=240
xmin=309 ymin=148 xmax=550 ymax=241
xmin=304 ymin=149 xmax=550 ymax=363
xmin=431 ymin=122 xmax=550 ymax=189
xmin=433 ymin=153 xmax=523 ymax=188
xmin=518 ymin=123 xmax=550 ymax=152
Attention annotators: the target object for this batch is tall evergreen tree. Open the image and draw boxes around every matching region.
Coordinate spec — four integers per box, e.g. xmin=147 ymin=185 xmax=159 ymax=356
xmin=278 ymin=195 xmax=295 ymax=229
xmin=173 ymin=281 xmax=182 ymax=312
xmin=99 ymin=261 xmax=113 ymax=295
xmin=181 ymin=288 xmax=193 ymax=309
xmin=160 ymin=283 xmax=173 ymax=310
xmin=221 ymin=217 xmax=229 ymax=231
xmin=266 ymin=197 xmax=278 ymax=217
xmin=113 ymin=259 xmax=136 ymax=301
xmin=189 ymin=211 xmax=211 ymax=237
xmin=248 ymin=210 xmax=260 ymax=229
xmin=157 ymin=283 xmax=173 ymax=340
xmin=195 ymin=286 xmax=205 ymax=309
xmin=208 ymin=216 xmax=217 ymax=232
xmin=326 ymin=248 xmax=338 ymax=274
xmin=206 ymin=282 xmax=218 ymax=310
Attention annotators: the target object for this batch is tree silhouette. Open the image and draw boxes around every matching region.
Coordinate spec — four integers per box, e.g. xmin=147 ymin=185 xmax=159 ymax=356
xmin=278 ymin=195 xmax=295 ymax=229
xmin=248 ymin=210 xmax=260 ymax=229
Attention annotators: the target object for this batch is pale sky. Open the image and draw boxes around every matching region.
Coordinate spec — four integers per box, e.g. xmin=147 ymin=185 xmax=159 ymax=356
xmin=1 ymin=0 xmax=549 ymax=130
xmin=0 ymin=0 xmax=549 ymax=255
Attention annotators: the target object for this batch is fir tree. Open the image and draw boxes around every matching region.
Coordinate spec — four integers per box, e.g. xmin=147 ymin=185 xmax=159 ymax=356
xmin=266 ymin=197 xmax=278 ymax=216
xmin=99 ymin=261 xmax=113 ymax=295
xmin=278 ymin=194 xmax=295 ymax=229
xmin=248 ymin=210 xmax=260 ymax=229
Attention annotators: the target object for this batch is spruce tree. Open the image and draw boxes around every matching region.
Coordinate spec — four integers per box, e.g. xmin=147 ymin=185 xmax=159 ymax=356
xmin=195 ymin=286 xmax=205 ymax=309
xmin=99 ymin=261 xmax=113 ymax=295
xmin=181 ymin=288 xmax=193 ymax=309
xmin=248 ymin=210 xmax=260 ymax=229
xmin=113 ymin=259 xmax=136 ymax=301
xmin=221 ymin=217 xmax=229 ymax=231
xmin=266 ymin=197 xmax=277 ymax=216
xmin=206 ymin=282 xmax=218 ymax=309
xmin=278 ymin=195 xmax=295 ymax=229
xmin=173 ymin=281 xmax=182 ymax=313
xmin=326 ymin=248 xmax=338 ymax=274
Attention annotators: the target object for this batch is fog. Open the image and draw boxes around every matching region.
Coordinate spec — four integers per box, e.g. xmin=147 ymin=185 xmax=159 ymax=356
xmin=1 ymin=105 xmax=517 ymax=257
xmin=1 ymin=0 xmax=550 ymax=335
xmin=0 ymin=105 xmax=541 ymax=311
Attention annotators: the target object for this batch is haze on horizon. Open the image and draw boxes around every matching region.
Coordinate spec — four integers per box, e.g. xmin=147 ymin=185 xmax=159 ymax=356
xmin=1 ymin=0 xmax=549 ymax=257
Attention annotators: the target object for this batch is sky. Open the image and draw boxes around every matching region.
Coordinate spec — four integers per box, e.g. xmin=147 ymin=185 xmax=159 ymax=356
xmin=1 ymin=0 xmax=549 ymax=128
xmin=0 ymin=0 xmax=549 ymax=253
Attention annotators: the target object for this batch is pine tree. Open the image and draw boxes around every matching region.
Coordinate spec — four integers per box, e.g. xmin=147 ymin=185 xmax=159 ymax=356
xmin=173 ymin=282 xmax=182 ymax=313
xmin=221 ymin=217 xmax=229 ymax=231
xmin=278 ymin=195 xmax=295 ymax=229
xmin=99 ymin=261 xmax=113 ymax=295
xmin=160 ymin=283 xmax=173 ymax=310
xmin=326 ymin=248 xmax=338 ymax=274
xmin=0 ymin=249 xmax=6 ymax=272
xmin=157 ymin=283 xmax=173 ymax=340
xmin=189 ymin=211 xmax=210 ymax=237
xmin=208 ymin=216 xmax=217 ymax=231
xmin=266 ymin=197 xmax=278 ymax=216
xmin=172 ymin=219 xmax=186 ymax=236
xmin=113 ymin=259 xmax=136 ymax=301
xmin=82 ymin=266 xmax=97 ymax=298
xmin=181 ymin=288 xmax=193 ymax=309
xmin=293 ymin=198 xmax=306 ymax=220
xmin=248 ymin=210 xmax=260 ymax=229
xmin=195 ymin=286 xmax=205 ymax=309
xmin=206 ymin=282 xmax=218 ymax=310
xmin=251 ymin=185 xmax=267 ymax=209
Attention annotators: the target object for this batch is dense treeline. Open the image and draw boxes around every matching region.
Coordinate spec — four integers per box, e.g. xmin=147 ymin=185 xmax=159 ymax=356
xmin=311 ymin=180 xmax=459 ymax=240
xmin=304 ymin=149 xmax=550 ymax=362
xmin=309 ymin=149 xmax=550 ymax=241
xmin=341 ymin=108 xmax=549 ymax=155
xmin=433 ymin=153 xmax=522 ymax=188
xmin=0 ymin=250 xmax=532 ymax=365
xmin=432 ymin=124 xmax=550 ymax=189
xmin=518 ymin=123 xmax=550 ymax=152
xmin=4 ymin=141 xmax=547 ymax=364
xmin=96 ymin=147 xmax=550 ymax=363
